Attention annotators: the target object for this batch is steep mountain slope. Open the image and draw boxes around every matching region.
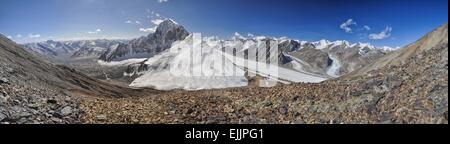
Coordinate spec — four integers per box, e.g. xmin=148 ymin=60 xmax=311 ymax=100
xmin=82 ymin=24 xmax=448 ymax=124
xmin=0 ymin=34 xmax=159 ymax=124
xmin=319 ymin=42 xmax=389 ymax=76
xmin=285 ymin=40 xmax=390 ymax=77
xmin=99 ymin=20 xmax=189 ymax=61
xmin=348 ymin=23 xmax=448 ymax=77
xmin=286 ymin=46 xmax=332 ymax=75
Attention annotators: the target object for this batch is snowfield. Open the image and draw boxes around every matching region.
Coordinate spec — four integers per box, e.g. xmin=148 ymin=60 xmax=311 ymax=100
xmin=98 ymin=58 xmax=147 ymax=66
xmin=129 ymin=34 xmax=327 ymax=90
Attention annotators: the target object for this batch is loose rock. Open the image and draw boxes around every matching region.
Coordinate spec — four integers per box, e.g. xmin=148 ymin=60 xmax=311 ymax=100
xmin=96 ymin=115 xmax=108 ymax=121
xmin=60 ymin=106 xmax=72 ymax=116
xmin=0 ymin=77 xmax=9 ymax=84
xmin=0 ymin=113 xmax=6 ymax=121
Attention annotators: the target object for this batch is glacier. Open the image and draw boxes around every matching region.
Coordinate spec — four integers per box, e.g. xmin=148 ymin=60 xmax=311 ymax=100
xmin=129 ymin=34 xmax=328 ymax=90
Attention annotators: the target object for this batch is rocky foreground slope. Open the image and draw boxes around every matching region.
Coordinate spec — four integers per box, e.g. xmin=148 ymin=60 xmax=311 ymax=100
xmin=81 ymin=24 xmax=448 ymax=124
xmin=0 ymin=35 xmax=159 ymax=124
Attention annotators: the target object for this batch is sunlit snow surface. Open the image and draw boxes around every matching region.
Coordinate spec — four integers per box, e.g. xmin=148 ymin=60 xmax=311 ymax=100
xmin=127 ymin=35 xmax=327 ymax=90
xmin=98 ymin=58 xmax=148 ymax=66
xmin=326 ymin=55 xmax=341 ymax=78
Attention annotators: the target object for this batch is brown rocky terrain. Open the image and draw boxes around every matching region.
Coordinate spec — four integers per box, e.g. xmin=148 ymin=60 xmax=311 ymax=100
xmin=80 ymin=24 xmax=448 ymax=124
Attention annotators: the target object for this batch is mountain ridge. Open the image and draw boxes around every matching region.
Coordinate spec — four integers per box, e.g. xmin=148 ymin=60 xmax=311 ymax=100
xmin=346 ymin=23 xmax=448 ymax=77
xmin=99 ymin=20 xmax=189 ymax=62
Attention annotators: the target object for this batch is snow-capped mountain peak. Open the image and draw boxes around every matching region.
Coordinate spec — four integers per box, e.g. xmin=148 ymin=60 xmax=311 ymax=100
xmin=354 ymin=42 xmax=375 ymax=49
xmin=156 ymin=19 xmax=183 ymax=34
xmin=330 ymin=40 xmax=351 ymax=47
xmin=313 ymin=39 xmax=333 ymax=49
xmin=232 ymin=32 xmax=247 ymax=40
xmin=99 ymin=19 xmax=189 ymax=61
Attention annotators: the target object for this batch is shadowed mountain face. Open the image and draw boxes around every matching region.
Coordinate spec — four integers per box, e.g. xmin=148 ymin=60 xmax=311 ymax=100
xmin=287 ymin=46 xmax=332 ymax=73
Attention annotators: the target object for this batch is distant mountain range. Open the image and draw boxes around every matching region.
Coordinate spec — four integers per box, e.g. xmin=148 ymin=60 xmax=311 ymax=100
xmin=22 ymin=39 xmax=127 ymax=61
xmin=22 ymin=20 xmax=397 ymax=90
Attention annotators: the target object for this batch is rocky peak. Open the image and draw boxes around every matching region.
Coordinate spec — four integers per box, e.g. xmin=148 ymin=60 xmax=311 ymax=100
xmin=279 ymin=40 xmax=301 ymax=52
xmin=99 ymin=19 xmax=189 ymax=61
xmin=155 ymin=19 xmax=184 ymax=35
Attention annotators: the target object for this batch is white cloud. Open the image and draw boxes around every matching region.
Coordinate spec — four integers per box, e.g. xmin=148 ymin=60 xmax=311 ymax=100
xmin=369 ymin=26 xmax=393 ymax=40
xmin=151 ymin=19 xmax=165 ymax=25
xmin=158 ymin=0 xmax=168 ymax=3
xmin=28 ymin=33 xmax=41 ymax=38
xmin=139 ymin=26 xmax=157 ymax=33
xmin=126 ymin=20 xmax=142 ymax=25
xmin=247 ymin=33 xmax=255 ymax=37
xmin=16 ymin=34 xmax=22 ymax=38
xmin=340 ymin=19 xmax=357 ymax=33
xmin=87 ymin=29 xmax=102 ymax=34
xmin=7 ymin=35 xmax=12 ymax=39
xmin=363 ymin=25 xmax=371 ymax=30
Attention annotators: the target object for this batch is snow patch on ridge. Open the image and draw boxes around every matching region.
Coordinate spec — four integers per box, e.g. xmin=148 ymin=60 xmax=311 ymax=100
xmin=326 ymin=55 xmax=341 ymax=77
xmin=98 ymin=58 xmax=147 ymax=66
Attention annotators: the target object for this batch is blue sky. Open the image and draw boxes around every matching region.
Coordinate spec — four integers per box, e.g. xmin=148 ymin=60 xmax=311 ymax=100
xmin=0 ymin=0 xmax=447 ymax=47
